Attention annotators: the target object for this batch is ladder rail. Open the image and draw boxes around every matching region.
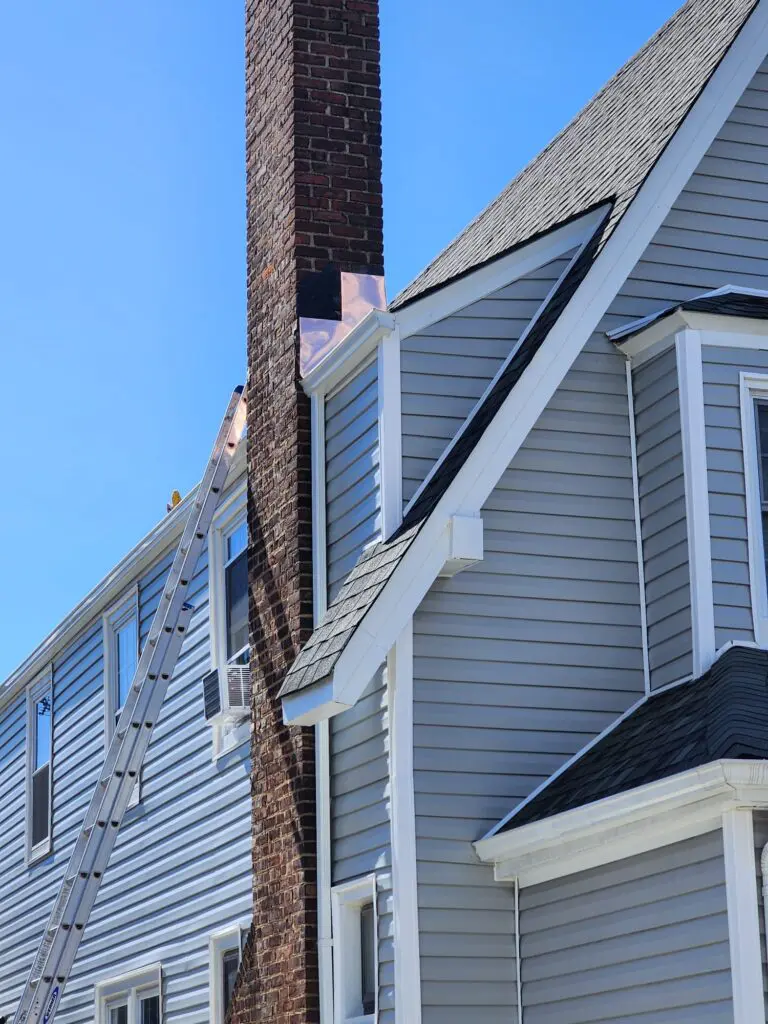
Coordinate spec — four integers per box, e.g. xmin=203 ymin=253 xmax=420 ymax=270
xmin=13 ymin=387 xmax=247 ymax=1024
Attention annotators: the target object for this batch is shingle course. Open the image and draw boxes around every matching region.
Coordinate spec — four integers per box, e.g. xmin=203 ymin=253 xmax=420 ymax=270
xmin=500 ymin=646 xmax=768 ymax=831
xmin=393 ymin=0 xmax=758 ymax=309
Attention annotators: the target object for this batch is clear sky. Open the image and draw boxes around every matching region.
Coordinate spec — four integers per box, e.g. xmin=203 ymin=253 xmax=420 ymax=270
xmin=0 ymin=0 xmax=681 ymax=681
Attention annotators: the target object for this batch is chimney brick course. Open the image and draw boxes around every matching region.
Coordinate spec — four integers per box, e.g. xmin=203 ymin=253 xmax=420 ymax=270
xmin=227 ymin=2 xmax=383 ymax=1021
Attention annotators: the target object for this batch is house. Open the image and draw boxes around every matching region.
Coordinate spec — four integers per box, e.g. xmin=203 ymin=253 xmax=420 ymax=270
xmin=0 ymin=443 xmax=252 ymax=1024
xmin=232 ymin=0 xmax=768 ymax=1022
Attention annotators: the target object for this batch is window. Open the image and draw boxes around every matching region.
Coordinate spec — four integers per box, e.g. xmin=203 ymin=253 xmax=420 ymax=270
xmin=209 ymin=925 xmax=246 ymax=1023
xmin=103 ymin=590 xmax=141 ymax=805
xmin=331 ymin=876 xmax=378 ymax=1024
xmin=756 ymin=401 xmax=768 ymax=585
xmin=209 ymin=487 xmax=251 ymax=758
xmin=95 ymin=965 xmax=161 ymax=1024
xmin=26 ymin=671 xmax=53 ymax=862
xmin=224 ymin=519 xmax=248 ymax=665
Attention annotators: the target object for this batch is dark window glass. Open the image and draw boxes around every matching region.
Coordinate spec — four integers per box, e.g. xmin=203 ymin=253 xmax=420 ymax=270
xmin=226 ymin=550 xmax=248 ymax=660
xmin=757 ymin=403 xmax=768 ymax=586
xmin=108 ymin=1005 xmax=128 ymax=1024
xmin=140 ymin=994 xmax=160 ymax=1024
xmin=34 ymin=695 xmax=51 ymax=771
xmin=31 ymin=763 xmax=50 ymax=847
xmin=222 ymin=947 xmax=240 ymax=1015
xmin=360 ymin=901 xmax=376 ymax=1015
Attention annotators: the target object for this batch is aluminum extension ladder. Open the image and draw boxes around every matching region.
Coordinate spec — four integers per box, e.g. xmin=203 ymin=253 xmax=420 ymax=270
xmin=13 ymin=386 xmax=247 ymax=1024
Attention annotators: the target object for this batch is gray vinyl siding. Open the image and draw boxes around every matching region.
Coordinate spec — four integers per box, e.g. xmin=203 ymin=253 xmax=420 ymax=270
xmin=0 ymin=474 xmax=251 ymax=1024
xmin=400 ymin=253 xmax=574 ymax=507
xmin=633 ymin=348 xmax=693 ymax=687
xmin=329 ymin=667 xmax=393 ymax=1019
xmin=413 ymin=328 xmax=644 ymax=1024
xmin=325 ymin=358 xmax=381 ymax=602
xmin=520 ymin=830 xmax=732 ymax=1022
xmin=703 ymin=345 xmax=761 ymax=648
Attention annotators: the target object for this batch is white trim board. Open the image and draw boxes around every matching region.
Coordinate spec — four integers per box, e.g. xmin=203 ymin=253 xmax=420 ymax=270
xmin=283 ymin=2 xmax=768 ymax=725
xmin=723 ymin=809 xmax=764 ymax=1024
xmin=676 ymin=329 xmax=716 ymax=676
xmin=475 ymin=760 xmax=768 ymax=887
xmin=740 ymin=373 xmax=768 ymax=648
xmin=387 ymin=621 xmax=422 ymax=1024
xmin=615 ymin=310 xmax=768 ymax=367
xmin=394 ymin=206 xmax=610 ymax=342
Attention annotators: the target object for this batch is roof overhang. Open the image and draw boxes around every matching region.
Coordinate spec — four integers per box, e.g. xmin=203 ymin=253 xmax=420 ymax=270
xmin=281 ymin=1 xmax=768 ymax=726
xmin=474 ymin=758 xmax=768 ymax=887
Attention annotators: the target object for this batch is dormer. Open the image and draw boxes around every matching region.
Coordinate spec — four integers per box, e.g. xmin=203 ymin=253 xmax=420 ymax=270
xmin=611 ymin=286 xmax=768 ymax=687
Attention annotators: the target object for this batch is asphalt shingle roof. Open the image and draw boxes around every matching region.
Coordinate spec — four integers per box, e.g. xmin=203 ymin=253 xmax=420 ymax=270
xmin=280 ymin=0 xmax=759 ymax=702
xmin=499 ymin=646 xmax=768 ymax=832
xmin=612 ymin=287 xmax=768 ymax=340
xmin=393 ymin=0 xmax=759 ymax=310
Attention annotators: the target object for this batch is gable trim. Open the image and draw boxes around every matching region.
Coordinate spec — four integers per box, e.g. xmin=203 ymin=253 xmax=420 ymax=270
xmin=474 ymin=759 xmax=768 ymax=887
xmin=394 ymin=206 xmax=609 ymax=343
xmin=283 ymin=0 xmax=768 ymax=726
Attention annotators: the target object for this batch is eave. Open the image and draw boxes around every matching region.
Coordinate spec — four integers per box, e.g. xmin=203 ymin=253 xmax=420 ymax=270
xmin=474 ymin=759 xmax=768 ymax=887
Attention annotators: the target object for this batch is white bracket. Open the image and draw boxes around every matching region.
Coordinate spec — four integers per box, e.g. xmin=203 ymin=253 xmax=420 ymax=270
xmin=439 ymin=515 xmax=484 ymax=578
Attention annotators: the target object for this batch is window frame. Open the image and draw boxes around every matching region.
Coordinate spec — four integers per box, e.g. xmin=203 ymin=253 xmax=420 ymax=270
xmin=209 ymin=923 xmax=247 ymax=1023
xmin=103 ymin=586 xmax=141 ymax=807
xmin=331 ymin=875 xmax=378 ymax=1024
xmin=26 ymin=667 xmax=53 ymax=864
xmin=740 ymin=373 xmax=768 ymax=647
xmin=208 ymin=483 xmax=250 ymax=758
xmin=94 ymin=964 xmax=162 ymax=1024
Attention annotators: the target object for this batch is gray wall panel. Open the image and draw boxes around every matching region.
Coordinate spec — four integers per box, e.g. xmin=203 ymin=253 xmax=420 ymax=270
xmin=325 ymin=359 xmax=381 ymax=602
xmin=0 ymin=474 xmax=252 ymax=1024
xmin=520 ymin=831 xmax=731 ymax=1023
xmin=400 ymin=254 xmax=574 ymax=506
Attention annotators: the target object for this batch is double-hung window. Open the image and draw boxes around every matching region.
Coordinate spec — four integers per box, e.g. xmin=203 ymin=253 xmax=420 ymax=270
xmin=104 ymin=590 xmax=140 ymax=803
xmin=27 ymin=670 xmax=53 ymax=862
xmin=207 ymin=487 xmax=250 ymax=755
xmin=95 ymin=966 xmax=161 ymax=1024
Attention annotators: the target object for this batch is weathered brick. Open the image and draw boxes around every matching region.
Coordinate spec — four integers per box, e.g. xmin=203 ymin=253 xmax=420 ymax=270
xmin=226 ymin=2 xmax=383 ymax=1023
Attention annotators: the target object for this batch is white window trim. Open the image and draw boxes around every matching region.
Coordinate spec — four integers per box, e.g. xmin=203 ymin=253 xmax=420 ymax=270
xmin=103 ymin=586 xmax=141 ymax=807
xmin=741 ymin=372 xmax=768 ymax=648
xmin=209 ymin=921 xmax=248 ymax=1023
xmin=94 ymin=963 xmax=162 ymax=1024
xmin=331 ymin=875 xmax=378 ymax=1024
xmin=26 ymin=667 xmax=53 ymax=865
xmin=208 ymin=481 xmax=250 ymax=759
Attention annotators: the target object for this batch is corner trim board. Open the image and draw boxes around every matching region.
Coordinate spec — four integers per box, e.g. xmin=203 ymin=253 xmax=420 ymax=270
xmin=723 ymin=808 xmax=764 ymax=1024
xmin=387 ymin=621 xmax=422 ymax=1024
xmin=676 ymin=329 xmax=716 ymax=676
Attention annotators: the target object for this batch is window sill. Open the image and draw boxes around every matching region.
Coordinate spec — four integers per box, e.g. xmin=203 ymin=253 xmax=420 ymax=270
xmin=345 ymin=1016 xmax=375 ymax=1024
xmin=27 ymin=839 xmax=52 ymax=867
xmin=212 ymin=719 xmax=251 ymax=762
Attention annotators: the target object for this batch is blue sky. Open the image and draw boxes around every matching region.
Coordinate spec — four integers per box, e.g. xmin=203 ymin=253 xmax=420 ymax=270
xmin=0 ymin=0 xmax=680 ymax=680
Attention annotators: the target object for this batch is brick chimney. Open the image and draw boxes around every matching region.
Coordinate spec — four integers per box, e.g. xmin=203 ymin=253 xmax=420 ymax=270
xmin=230 ymin=2 xmax=383 ymax=1022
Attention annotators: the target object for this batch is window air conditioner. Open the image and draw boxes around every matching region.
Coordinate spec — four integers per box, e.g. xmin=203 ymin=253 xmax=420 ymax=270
xmin=203 ymin=663 xmax=251 ymax=723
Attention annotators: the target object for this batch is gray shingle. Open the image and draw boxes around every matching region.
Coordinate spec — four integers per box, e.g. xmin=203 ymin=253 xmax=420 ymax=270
xmin=279 ymin=0 xmax=759 ymax=703
xmin=392 ymin=0 xmax=758 ymax=309
xmin=498 ymin=646 xmax=768 ymax=831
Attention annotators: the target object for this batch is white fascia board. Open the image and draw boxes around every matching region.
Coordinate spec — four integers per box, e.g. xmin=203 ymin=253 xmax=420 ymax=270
xmin=616 ymin=311 xmax=768 ymax=366
xmin=0 ymin=444 xmax=247 ymax=717
xmin=283 ymin=2 xmax=768 ymax=727
xmin=301 ymin=310 xmax=396 ymax=397
xmin=394 ymin=206 xmax=610 ymax=342
xmin=474 ymin=760 xmax=768 ymax=887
